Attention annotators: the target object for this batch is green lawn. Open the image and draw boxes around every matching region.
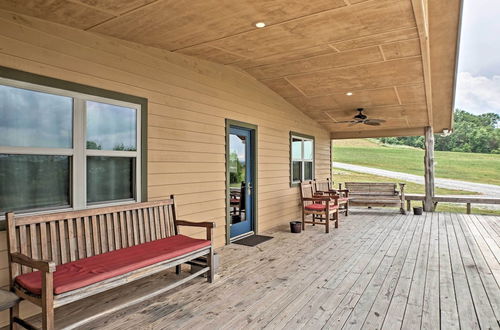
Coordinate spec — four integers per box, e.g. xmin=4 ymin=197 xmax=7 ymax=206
xmin=333 ymin=167 xmax=499 ymax=215
xmin=332 ymin=139 xmax=500 ymax=185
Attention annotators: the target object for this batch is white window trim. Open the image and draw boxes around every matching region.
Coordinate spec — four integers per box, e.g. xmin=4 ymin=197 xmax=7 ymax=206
xmin=0 ymin=77 xmax=142 ymax=218
xmin=291 ymin=134 xmax=315 ymax=184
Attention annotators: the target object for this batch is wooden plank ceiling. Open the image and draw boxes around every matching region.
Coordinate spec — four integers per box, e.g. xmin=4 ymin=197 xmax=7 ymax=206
xmin=0 ymin=0 xmax=461 ymax=138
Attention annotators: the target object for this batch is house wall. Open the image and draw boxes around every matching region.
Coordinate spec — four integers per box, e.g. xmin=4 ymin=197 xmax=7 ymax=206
xmin=0 ymin=10 xmax=331 ymax=325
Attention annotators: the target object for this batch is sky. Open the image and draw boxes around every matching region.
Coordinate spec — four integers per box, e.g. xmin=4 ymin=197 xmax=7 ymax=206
xmin=454 ymin=0 xmax=500 ymax=115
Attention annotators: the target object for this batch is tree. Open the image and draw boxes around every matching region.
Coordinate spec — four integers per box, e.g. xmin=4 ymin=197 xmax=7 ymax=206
xmin=379 ymin=109 xmax=500 ymax=154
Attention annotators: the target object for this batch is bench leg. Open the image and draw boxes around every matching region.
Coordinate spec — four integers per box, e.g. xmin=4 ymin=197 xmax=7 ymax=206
xmin=325 ymin=212 xmax=330 ymax=233
xmin=207 ymin=248 xmax=215 ymax=283
xmin=42 ymin=272 xmax=54 ymax=330
xmin=9 ymin=303 xmax=19 ymax=330
xmin=335 ymin=210 xmax=339 ymax=229
xmin=175 ymin=265 xmax=181 ymax=275
xmin=345 ymin=203 xmax=349 ymax=217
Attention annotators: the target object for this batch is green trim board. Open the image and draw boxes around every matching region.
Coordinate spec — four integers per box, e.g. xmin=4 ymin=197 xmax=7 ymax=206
xmin=289 ymin=131 xmax=316 ymax=187
xmin=0 ymin=66 xmax=148 ymax=229
xmin=225 ymin=119 xmax=258 ymax=245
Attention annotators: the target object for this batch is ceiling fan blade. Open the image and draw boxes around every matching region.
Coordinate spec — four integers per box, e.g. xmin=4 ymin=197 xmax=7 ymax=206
xmin=367 ymin=119 xmax=386 ymax=123
xmin=364 ymin=121 xmax=381 ymax=126
xmin=332 ymin=120 xmax=357 ymax=124
xmin=348 ymin=121 xmax=362 ymax=127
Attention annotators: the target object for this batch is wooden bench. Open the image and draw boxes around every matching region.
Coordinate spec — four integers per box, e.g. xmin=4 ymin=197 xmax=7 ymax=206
xmin=344 ymin=182 xmax=406 ymax=214
xmin=6 ymin=196 xmax=215 ymax=330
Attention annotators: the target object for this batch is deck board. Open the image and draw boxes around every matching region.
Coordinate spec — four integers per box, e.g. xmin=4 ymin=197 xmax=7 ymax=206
xmin=22 ymin=211 xmax=500 ymax=329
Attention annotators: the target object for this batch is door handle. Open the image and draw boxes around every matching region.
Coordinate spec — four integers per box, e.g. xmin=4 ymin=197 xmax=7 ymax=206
xmin=247 ymin=183 xmax=252 ymax=196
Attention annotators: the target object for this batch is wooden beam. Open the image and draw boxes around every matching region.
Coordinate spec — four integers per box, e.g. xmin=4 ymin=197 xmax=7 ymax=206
xmin=411 ymin=0 xmax=433 ymax=126
xmin=330 ymin=127 xmax=425 ymax=139
xmin=424 ymin=126 xmax=435 ymax=211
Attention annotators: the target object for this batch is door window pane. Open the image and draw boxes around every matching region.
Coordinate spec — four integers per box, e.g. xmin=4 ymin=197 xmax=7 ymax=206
xmin=292 ymin=138 xmax=302 ymax=160
xmin=87 ymin=101 xmax=137 ymax=151
xmin=87 ymin=157 xmax=134 ymax=203
xmin=0 ymin=85 xmax=73 ymax=148
xmin=304 ymin=140 xmax=313 ymax=160
xmin=292 ymin=161 xmax=302 ymax=182
xmin=229 ymin=134 xmax=246 ymax=187
xmin=0 ymin=154 xmax=71 ymax=212
xmin=304 ymin=162 xmax=313 ymax=181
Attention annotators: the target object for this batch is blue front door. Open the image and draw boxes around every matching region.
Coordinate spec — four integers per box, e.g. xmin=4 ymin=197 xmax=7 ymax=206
xmin=229 ymin=126 xmax=255 ymax=239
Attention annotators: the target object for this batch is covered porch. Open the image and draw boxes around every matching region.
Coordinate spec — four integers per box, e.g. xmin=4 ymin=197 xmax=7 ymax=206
xmin=20 ymin=211 xmax=500 ymax=329
xmin=0 ymin=0 xmax=473 ymax=328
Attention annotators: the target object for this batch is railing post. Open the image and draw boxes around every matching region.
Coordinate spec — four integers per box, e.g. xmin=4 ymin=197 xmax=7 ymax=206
xmin=424 ymin=126 xmax=435 ymax=212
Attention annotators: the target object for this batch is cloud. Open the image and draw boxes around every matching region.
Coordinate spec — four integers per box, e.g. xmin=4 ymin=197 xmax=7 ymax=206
xmin=458 ymin=0 xmax=500 ymax=77
xmin=455 ymin=72 xmax=500 ymax=115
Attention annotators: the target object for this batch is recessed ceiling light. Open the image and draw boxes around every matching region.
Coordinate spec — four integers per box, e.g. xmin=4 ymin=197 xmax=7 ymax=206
xmin=346 ymin=92 xmax=353 ymax=96
xmin=255 ymin=22 xmax=266 ymax=28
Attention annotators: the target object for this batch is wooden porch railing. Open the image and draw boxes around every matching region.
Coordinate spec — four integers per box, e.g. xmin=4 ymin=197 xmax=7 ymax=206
xmin=405 ymin=194 xmax=500 ymax=214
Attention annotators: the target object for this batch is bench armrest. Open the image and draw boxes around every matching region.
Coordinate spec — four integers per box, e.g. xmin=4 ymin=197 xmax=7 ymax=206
xmin=175 ymin=220 xmax=216 ymax=228
xmin=175 ymin=220 xmax=216 ymax=241
xmin=10 ymin=252 xmax=56 ymax=273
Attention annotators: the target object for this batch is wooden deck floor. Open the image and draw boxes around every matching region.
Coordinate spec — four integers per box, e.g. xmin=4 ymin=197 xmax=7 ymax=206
xmin=29 ymin=211 xmax=500 ymax=329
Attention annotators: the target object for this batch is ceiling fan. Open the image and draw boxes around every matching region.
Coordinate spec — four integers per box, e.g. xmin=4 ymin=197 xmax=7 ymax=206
xmin=334 ymin=108 xmax=386 ymax=126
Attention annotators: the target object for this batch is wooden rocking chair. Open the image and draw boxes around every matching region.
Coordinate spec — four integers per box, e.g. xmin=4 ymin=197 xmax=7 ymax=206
xmin=313 ymin=178 xmax=350 ymax=216
xmin=300 ymin=181 xmax=339 ymax=233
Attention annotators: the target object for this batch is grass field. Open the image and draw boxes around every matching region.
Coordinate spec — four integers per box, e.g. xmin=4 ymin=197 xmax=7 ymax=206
xmin=332 ymin=139 xmax=500 ymax=185
xmin=333 ymin=168 xmax=499 ymax=215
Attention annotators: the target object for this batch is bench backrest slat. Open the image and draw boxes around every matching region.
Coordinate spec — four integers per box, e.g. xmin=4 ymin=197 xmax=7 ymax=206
xmin=6 ymin=199 xmax=178 ymax=277
xmin=345 ymin=182 xmax=397 ymax=195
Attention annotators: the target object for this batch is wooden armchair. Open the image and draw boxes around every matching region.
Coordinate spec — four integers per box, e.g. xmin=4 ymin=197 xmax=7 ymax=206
xmin=314 ymin=178 xmax=349 ymax=216
xmin=300 ymin=181 xmax=339 ymax=233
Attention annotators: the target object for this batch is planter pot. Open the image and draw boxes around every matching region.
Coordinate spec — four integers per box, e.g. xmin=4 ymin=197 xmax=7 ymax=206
xmin=290 ymin=221 xmax=302 ymax=233
xmin=413 ymin=207 xmax=423 ymax=215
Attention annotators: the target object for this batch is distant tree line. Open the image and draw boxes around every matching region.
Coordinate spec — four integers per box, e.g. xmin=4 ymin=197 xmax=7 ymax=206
xmin=378 ymin=110 xmax=500 ymax=154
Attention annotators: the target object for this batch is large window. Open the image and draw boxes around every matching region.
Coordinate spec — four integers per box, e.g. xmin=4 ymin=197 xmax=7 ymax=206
xmin=291 ymin=133 xmax=314 ymax=185
xmin=0 ymin=79 xmax=142 ymax=215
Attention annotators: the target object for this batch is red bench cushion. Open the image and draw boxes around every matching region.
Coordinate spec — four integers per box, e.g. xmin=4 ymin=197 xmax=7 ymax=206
xmin=304 ymin=203 xmax=339 ymax=211
xmin=15 ymin=235 xmax=210 ymax=295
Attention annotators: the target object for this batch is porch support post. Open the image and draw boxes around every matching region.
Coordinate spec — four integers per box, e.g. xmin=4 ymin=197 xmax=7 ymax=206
xmin=424 ymin=126 xmax=435 ymax=212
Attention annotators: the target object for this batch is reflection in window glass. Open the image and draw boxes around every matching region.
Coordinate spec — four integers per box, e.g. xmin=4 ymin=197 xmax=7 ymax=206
xmin=292 ymin=138 xmax=302 ymax=160
xmin=304 ymin=140 xmax=313 ymax=160
xmin=87 ymin=157 xmax=134 ymax=203
xmin=0 ymin=85 xmax=73 ymax=148
xmin=0 ymin=154 xmax=71 ymax=212
xmin=292 ymin=161 xmax=302 ymax=182
xmin=304 ymin=162 xmax=313 ymax=180
xmin=229 ymin=134 xmax=246 ymax=187
xmin=87 ymin=101 xmax=137 ymax=151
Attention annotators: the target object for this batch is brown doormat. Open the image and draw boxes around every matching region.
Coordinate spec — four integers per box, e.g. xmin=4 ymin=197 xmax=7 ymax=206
xmin=233 ymin=235 xmax=273 ymax=247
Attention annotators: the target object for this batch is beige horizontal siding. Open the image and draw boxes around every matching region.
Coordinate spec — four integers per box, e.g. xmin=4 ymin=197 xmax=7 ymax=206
xmin=0 ymin=9 xmax=331 ymax=326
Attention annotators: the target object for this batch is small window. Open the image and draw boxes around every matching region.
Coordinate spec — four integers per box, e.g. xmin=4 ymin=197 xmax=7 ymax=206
xmin=291 ymin=133 xmax=314 ymax=185
xmin=0 ymin=79 xmax=142 ymax=214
